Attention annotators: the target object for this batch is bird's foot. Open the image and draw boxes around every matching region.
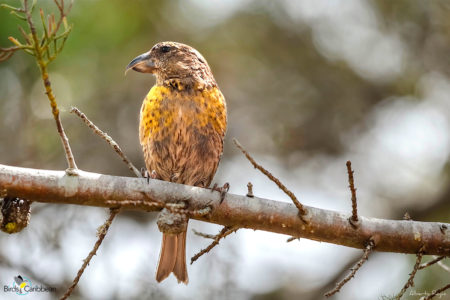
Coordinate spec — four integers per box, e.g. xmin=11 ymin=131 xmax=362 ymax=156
xmin=142 ymin=169 xmax=158 ymax=183
xmin=210 ymin=182 xmax=230 ymax=204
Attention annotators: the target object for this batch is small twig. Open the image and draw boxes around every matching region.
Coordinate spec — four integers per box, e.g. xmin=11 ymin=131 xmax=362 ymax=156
xmin=0 ymin=50 xmax=14 ymax=62
xmin=346 ymin=161 xmax=358 ymax=226
xmin=190 ymin=226 xmax=238 ymax=264
xmin=437 ymin=258 xmax=450 ymax=273
xmin=60 ymin=94 xmax=138 ymax=298
xmin=403 ymin=212 xmax=412 ymax=220
xmin=49 ymin=0 xmax=72 ymax=42
xmin=418 ymin=256 xmax=445 ymax=270
xmin=325 ymin=238 xmax=375 ymax=297
xmin=192 ymin=229 xmax=216 ymax=239
xmin=394 ymin=246 xmax=425 ymax=300
xmin=286 ymin=236 xmax=299 ymax=243
xmin=246 ymin=182 xmax=254 ymax=197
xmin=17 ymin=25 xmax=31 ymax=44
xmin=70 ymin=107 xmax=141 ymax=177
xmin=233 ymin=138 xmax=308 ymax=218
xmin=422 ymin=283 xmax=450 ymax=300
xmin=59 ymin=208 xmax=120 ymax=300
xmin=23 ymin=0 xmax=77 ymax=170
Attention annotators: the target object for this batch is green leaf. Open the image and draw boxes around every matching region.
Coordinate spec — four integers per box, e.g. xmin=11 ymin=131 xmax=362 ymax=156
xmin=30 ymin=0 xmax=37 ymax=13
xmin=0 ymin=4 xmax=23 ymax=12
xmin=10 ymin=11 xmax=27 ymax=21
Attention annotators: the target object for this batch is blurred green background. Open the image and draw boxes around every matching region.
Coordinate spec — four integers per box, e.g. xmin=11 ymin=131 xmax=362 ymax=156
xmin=1 ymin=1 xmax=449 ymax=299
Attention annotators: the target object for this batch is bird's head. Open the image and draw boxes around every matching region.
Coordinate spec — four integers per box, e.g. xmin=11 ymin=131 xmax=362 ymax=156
xmin=126 ymin=41 xmax=216 ymax=88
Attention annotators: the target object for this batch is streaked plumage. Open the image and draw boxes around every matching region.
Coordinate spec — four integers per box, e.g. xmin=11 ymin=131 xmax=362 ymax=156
xmin=127 ymin=41 xmax=227 ymax=284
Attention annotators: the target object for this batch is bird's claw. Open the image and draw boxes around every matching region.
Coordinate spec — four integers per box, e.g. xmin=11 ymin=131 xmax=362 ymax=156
xmin=142 ymin=169 xmax=158 ymax=184
xmin=211 ymin=182 xmax=230 ymax=204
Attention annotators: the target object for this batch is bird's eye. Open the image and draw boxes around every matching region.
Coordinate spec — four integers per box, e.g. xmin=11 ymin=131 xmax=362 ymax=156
xmin=160 ymin=46 xmax=171 ymax=53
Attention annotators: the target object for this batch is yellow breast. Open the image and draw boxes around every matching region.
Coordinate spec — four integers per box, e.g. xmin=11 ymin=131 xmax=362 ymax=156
xmin=139 ymin=85 xmax=227 ymax=145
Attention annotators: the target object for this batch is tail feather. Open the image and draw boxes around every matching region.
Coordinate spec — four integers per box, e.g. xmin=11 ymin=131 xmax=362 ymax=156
xmin=173 ymin=231 xmax=189 ymax=284
xmin=156 ymin=234 xmax=177 ymax=282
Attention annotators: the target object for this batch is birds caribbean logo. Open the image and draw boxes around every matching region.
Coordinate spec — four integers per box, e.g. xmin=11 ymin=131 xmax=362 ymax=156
xmin=126 ymin=41 xmax=227 ymax=284
xmin=14 ymin=275 xmax=27 ymax=289
xmin=13 ymin=275 xmax=31 ymax=294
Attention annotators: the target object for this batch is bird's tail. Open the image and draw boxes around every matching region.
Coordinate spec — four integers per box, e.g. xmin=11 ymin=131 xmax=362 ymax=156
xmin=156 ymin=231 xmax=188 ymax=284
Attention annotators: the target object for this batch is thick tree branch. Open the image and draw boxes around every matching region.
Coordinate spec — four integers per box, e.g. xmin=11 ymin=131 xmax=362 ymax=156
xmin=1 ymin=164 xmax=449 ymax=256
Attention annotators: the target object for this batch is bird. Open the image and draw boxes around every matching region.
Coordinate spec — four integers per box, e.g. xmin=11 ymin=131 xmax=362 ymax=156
xmin=126 ymin=41 xmax=227 ymax=284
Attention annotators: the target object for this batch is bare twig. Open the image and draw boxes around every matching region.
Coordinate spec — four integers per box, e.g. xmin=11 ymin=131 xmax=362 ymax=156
xmin=70 ymin=107 xmax=141 ymax=177
xmin=233 ymin=138 xmax=308 ymax=218
xmin=437 ymin=258 xmax=450 ymax=273
xmin=17 ymin=25 xmax=31 ymax=44
xmin=422 ymin=283 xmax=450 ymax=300
xmin=325 ymin=238 xmax=375 ymax=297
xmin=403 ymin=212 xmax=412 ymax=220
xmin=419 ymin=256 xmax=445 ymax=270
xmin=192 ymin=229 xmax=216 ymax=239
xmin=0 ymin=51 xmax=14 ymax=62
xmin=60 ymin=208 xmax=120 ymax=300
xmin=190 ymin=226 xmax=238 ymax=264
xmin=246 ymin=182 xmax=254 ymax=198
xmin=395 ymin=246 xmax=425 ymax=300
xmin=286 ymin=236 xmax=299 ymax=243
xmin=346 ymin=161 xmax=358 ymax=226
xmin=0 ymin=45 xmax=23 ymax=61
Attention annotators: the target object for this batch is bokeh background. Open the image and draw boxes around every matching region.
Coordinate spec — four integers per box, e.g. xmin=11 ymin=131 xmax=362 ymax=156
xmin=1 ymin=0 xmax=450 ymax=299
